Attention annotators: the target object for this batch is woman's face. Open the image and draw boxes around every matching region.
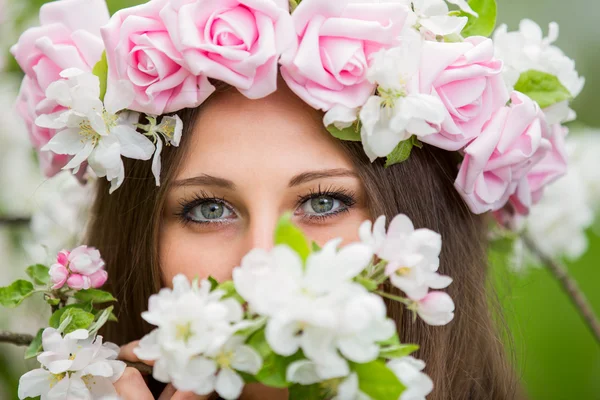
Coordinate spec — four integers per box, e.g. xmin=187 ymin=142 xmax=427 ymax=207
xmin=160 ymin=83 xmax=370 ymax=285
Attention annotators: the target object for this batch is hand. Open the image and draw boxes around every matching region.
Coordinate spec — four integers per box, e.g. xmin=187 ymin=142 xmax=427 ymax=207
xmin=116 ymin=341 xmax=212 ymax=400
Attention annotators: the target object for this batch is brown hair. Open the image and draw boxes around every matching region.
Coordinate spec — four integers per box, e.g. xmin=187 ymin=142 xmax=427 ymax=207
xmin=88 ymin=98 xmax=519 ymax=399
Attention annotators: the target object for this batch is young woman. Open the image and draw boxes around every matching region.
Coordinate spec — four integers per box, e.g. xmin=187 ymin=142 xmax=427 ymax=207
xmin=87 ymin=80 xmax=518 ymax=399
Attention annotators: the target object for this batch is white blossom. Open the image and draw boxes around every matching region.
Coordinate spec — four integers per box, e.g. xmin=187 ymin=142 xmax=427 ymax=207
xmin=399 ymin=0 xmax=470 ymax=38
xmin=135 ymin=275 xmax=261 ymax=400
xmin=388 ymin=357 xmax=434 ymax=400
xmin=234 ymin=240 xmax=395 ymax=381
xmin=360 ymin=215 xmax=452 ymax=301
xmin=493 ymin=20 xmax=584 ymax=123
xmin=38 ymin=69 xmax=155 ymax=193
xmin=138 ymin=114 xmax=184 ymax=186
xmin=360 ymin=40 xmax=446 ymax=161
xmin=18 ymin=328 xmax=125 ymax=400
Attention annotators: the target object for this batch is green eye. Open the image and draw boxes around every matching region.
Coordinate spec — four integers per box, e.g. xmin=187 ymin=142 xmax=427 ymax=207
xmin=302 ymin=195 xmax=341 ymax=215
xmin=187 ymin=201 xmax=234 ymax=222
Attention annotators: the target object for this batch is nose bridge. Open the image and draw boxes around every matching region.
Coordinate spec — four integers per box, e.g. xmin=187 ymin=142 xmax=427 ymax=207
xmin=244 ymin=201 xmax=281 ymax=252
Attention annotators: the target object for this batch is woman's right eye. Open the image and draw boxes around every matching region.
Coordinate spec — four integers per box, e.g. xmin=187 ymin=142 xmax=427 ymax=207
xmin=183 ymin=200 xmax=236 ymax=224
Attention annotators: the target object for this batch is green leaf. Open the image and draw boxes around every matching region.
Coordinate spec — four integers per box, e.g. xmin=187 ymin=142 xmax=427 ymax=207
xmin=459 ymin=0 xmax=497 ymax=38
xmin=49 ymin=303 xmax=93 ymax=328
xmin=208 ymin=276 xmax=219 ymax=291
xmin=59 ymin=308 xmax=95 ymax=334
xmin=88 ymin=306 xmax=114 ymax=335
xmin=355 ymin=276 xmax=378 ymax=292
xmin=24 ymin=329 xmax=44 ymax=360
xmin=311 ymin=241 xmax=322 ymax=252
xmin=45 ymin=297 xmax=61 ymax=306
xmin=247 ymin=329 xmax=302 ymax=388
xmin=353 ymin=360 xmax=405 ymax=400
xmin=379 ymin=344 xmax=420 ymax=359
xmin=216 ymin=281 xmax=245 ymax=304
xmin=514 ymin=70 xmax=572 ymax=109
xmin=74 ymin=289 xmax=117 ymax=304
xmin=327 ymin=124 xmax=361 ymax=142
xmin=385 ymin=139 xmax=414 ymax=168
xmin=0 ymin=280 xmax=35 ymax=308
xmin=289 ymin=384 xmax=322 ymax=400
xmin=378 ymin=332 xmax=401 ymax=347
xmin=26 ymin=264 xmax=50 ymax=286
xmin=274 ymin=213 xmax=311 ymax=263
xmin=92 ymin=51 xmax=108 ymax=101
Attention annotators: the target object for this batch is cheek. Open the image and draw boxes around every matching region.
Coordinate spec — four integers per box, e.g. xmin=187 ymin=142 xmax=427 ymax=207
xmin=159 ymin=222 xmax=241 ymax=284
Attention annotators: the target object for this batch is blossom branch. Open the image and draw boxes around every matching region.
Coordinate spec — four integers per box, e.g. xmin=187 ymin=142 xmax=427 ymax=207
xmin=0 ymin=330 xmax=153 ymax=374
xmin=0 ymin=217 xmax=31 ymax=226
xmin=523 ymin=235 xmax=600 ymax=345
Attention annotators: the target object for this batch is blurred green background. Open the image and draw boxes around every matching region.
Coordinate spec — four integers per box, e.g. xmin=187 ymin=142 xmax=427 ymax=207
xmin=0 ymin=0 xmax=599 ymax=399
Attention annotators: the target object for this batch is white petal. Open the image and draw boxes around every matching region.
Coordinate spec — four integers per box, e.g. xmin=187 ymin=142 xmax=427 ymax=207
xmin=105 ymin=79 xmax=135 ymax=114
xmin=36 ymin=112 xmax=68 ymax=129
xmin=45 ymin=80 xmax=73 ymax=106
xmin=113 ymin=125 xmax=155 ymax=160
xmin=42 ymin=128 xmax=86 ymax=155
xmin=323 ymin=105 xmax=359 ymax=129
xmin=47 ymin=374 xmax=72 ymax=400
xmin=337 ymin=336 xmax=379 ymax=364
xmin=446 ymin=0 xmax=478 ymax=16
xmin=85 ymin=376 xmax=117 ymax=397
xmin=335 ymin=373 xmax=360 ymax=400
xmin=231 ymin=345 xmax=262 ymax=374
xmin=63 ymin=141 xmax=95 ymax=170
xmin=265 ymin=318 xmax=301 ymax=356
xmin=215 ymin=368 xmax=244 ymax=400
xmin=286 ymin=360 xmax=321 ymax=385
xmin=151 ymin=138 xmax=163 ymax=186
xmin=18 ymin=368 xmax=52 ymax=399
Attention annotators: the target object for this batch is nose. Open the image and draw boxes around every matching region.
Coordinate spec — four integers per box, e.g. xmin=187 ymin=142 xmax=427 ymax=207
xmin=240 ymin=210 xmax=279 ymax=254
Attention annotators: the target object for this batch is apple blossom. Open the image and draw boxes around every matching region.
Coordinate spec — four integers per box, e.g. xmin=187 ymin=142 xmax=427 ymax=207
xmin=388 ymin=357 xmax=434 ymax=400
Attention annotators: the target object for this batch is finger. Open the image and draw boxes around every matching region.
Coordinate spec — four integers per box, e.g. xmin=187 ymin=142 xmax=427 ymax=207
xmin=119 ymin=340 xmax=155 ymax=366
xmin=157 ymin=384 xmax=177 ymax=400
xmin=114 ymin=367 xmax=154 ymax=400
xmin=159 ymin=384 xmax=213 ymax=400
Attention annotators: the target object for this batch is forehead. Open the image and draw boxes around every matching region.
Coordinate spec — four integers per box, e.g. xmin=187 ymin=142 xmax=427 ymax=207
xmin=177 ymin=85 xmax=355 ymax=182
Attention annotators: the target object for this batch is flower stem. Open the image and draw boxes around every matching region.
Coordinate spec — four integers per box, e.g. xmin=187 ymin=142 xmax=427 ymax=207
xmin=375 ymin=290 xmax=411 ymax=306
xmin=523 ymin=234 xmax=600 ymax=346
xmin=0 ymin=216 xmax=30 ymax=226
xmin=0 ymin=330 xmax=154 ymax=374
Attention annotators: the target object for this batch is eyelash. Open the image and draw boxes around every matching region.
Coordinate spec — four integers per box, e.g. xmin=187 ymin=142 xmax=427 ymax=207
xmin=175 ymin=185 xmax=357 ymax=227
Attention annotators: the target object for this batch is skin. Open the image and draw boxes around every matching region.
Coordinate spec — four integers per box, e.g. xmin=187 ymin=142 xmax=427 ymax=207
xmin=117 ymin=83 xmax=371 ymax=399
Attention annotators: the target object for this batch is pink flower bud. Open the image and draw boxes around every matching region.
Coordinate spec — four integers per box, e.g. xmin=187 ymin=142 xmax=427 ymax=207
xmin=49 ymin=264 xmax=69 ymax=290
xmin=67 ymin=274 xmax=91 ymax=290
xmin=89 ymin=270 xmax=108 ymax=289
xmin=56 ymin=250 xmax=70 ymax=267
xmin=416 ymin=292 xmax=455 ymax=326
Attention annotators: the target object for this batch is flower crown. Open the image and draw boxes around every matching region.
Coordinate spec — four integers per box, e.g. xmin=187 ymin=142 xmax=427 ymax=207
xmin=12 ymin=0 xmax=583 ymax=218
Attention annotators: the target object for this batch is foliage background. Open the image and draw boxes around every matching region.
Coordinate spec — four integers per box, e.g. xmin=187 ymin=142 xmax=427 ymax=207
xmin=0 ymin=0 xmax=598 ymax=399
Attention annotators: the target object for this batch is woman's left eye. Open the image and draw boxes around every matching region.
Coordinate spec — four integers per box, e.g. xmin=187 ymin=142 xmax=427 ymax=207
xmin=299 ymin=195 xmax=344 ymax=216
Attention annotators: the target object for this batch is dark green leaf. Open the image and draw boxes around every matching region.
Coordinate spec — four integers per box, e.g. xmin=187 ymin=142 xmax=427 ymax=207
xmin=514 ymin=70 xmax=572 ymax=109
xmin=379 ymin=344 xmax=420 ymax=359
xmin=311 ymin=241 xmax=322 ymax=252
xmin=26 ymin=264 xmax=50 ymax=286
xmin=59 ymin=308 xmax=95 ymax=334
xmin=288 ymin=384 xmax=322 ymax=400
xmin=327 ymin=124 xmax=361 ymax=142
xmin=92 ymin=51 xmax=108 ymax=101
xmin=208 ymin=276 xmax=219 ymax=291
xmin=385 ymin=139 xmax=414 ymax=168
xmin=459 ymin=0 xmax=497 ymax=38
xmin=353 ymin=360 xmax=405 ymax=400
xmin=88 ymin=306 xmax=114 ymax=335
xmin=274 ymin=213 xmax=311 ymax=263
xmin=74 ymin=289 xmax=116 ymax=304
xmin=0 ymin=280 xmax=35 ymax=308
xmin=24 ymin=329 xmax=44 ymax=360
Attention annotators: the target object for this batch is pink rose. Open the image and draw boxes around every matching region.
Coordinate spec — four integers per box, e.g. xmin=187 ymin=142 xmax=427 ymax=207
xmin=454 ymin=92 xmax=552 ymax=214
xmin=159 ymin=0 xmax=294 ymax=99
xmin=419 ymin=37 xmax=509 ymax=151
xmin=280 ymin=0 xmax=409 ymax=111
xmin=509 ymin=123 xmax=568 ymax=215
xmin=101 ymin=0 xmax=216 ymax=115
xmin=11 ymin=0 xmax=109 ymax=177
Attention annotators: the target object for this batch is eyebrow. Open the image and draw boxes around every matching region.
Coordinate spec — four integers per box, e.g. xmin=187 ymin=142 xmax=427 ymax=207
xmin=172 ymin=168 xmax=358 ymax=189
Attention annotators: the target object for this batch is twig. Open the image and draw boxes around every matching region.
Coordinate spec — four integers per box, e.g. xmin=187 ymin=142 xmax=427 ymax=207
xmin=0 ymin=330 xmax=153 ymax=375
xmin=523 ymin=235 xmax=600 ymax=345
xmin=0 ymin=217 xmax=31 ymax=227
